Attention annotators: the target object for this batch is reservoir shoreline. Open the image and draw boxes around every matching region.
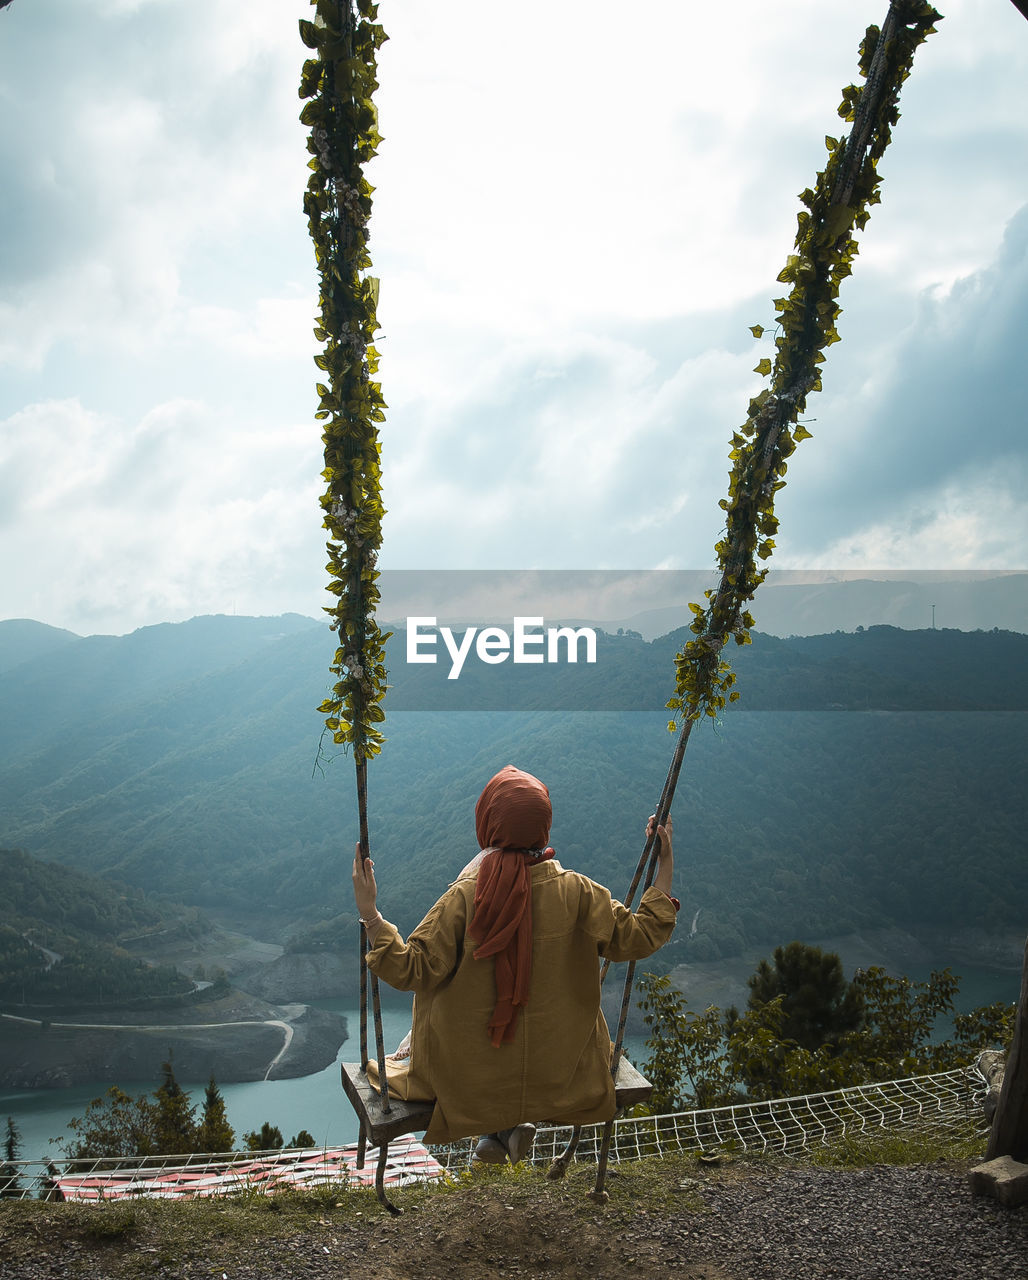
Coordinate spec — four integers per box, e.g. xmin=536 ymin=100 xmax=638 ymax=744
xmin=2 ymin=935 xmax=1021 ymax=1167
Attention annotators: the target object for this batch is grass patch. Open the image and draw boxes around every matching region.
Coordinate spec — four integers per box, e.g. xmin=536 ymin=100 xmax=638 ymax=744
xmin=435 ymin=1148 xmax=717 ymax=1225
xmin=806 ymin=1124 xmax=986 ymax=1168
xmin=0 ymin=1178 xmax=399 ymax=1269
xmin=0 ymin=1132 xmax=987 ymax=1279
xmin=79 ymin=1202 xmax=140 ymax=1240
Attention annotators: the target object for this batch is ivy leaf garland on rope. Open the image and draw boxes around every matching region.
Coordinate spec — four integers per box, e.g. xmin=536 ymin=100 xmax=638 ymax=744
xmin=667 ymin=1 xmax=942 ymax=730
xmin=300 ymin=0 xmax=389 ymax=763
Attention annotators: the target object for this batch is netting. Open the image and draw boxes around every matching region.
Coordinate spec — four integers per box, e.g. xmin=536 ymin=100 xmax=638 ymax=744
xmin=429 ymin=1063 xmax=987 ymax=1172
xmin=0 ymin=1065 xmax=987 ymax=1201
xmin=0 ymin=1137 xmax=445 ymax=1203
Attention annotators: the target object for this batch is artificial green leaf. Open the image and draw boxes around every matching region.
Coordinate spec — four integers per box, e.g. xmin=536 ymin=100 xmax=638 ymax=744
xmin=298 ymin=19 xmax=323 ymax=49
xmin=824 ymin=203 xmax=857 ymax=240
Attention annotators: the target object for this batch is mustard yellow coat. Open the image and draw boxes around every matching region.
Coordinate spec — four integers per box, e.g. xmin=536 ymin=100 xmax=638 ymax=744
xmin=365 ymin=858 xmax=677 ymax=1144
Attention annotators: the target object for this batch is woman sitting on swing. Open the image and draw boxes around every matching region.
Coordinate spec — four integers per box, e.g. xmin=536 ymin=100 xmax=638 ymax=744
xmin=351 ymin=764 xmax=677 ymax=1162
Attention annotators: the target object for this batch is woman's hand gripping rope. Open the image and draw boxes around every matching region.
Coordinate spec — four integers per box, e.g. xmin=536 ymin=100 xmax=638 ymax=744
xmin=646 ymin=813 xmax=674 ymax=901
xmin=353 ymin=845 xmax=384 ymax=943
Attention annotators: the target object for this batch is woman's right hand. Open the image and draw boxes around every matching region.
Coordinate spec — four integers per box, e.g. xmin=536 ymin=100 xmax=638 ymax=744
xmin=352 ymin=844 xmax=383 ymax=939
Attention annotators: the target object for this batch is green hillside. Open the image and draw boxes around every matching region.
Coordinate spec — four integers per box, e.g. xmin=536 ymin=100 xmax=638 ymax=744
xmin=0 ymin=615 xmax=1024 ymax=960
xmin=0 ymin=847 xmax=206 ymax=1007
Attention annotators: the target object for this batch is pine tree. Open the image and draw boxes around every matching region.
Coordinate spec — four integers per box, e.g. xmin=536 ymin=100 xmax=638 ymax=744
xmin=3 ymin=1116 xmax=19 ymax=1163
xmin=0 ymin=1117 xmax=22 ymax=1199
xmin=745 ymin=941 xmax=864 ymax=1051
xmin=195 ymin=1075 xmax=235 ymax=1154
xmin=243 ymin=1122 xmax=283 ymax=1152
xmin=152 ymin=1055 xmax=198 ymax=1156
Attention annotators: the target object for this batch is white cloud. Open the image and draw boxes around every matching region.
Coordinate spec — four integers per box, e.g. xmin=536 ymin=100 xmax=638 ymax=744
xmin=773 ymin=199 xmax=1028 ymax=569
xmin=0 ymin=0 xmax=311 ymax=371
xmin=801 ymin=464 xmax=1028 ymax=570
xmin=182 ymin=295 xmax=318 ymax=362
xmin=2 ymin=0 xmax=1028 ymax=634
xmin=0 ymin=397 xmax=327 ymax=633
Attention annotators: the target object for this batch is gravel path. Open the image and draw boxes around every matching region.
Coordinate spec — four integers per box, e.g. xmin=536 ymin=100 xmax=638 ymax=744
xmin=1 ymin=1160 xmax=1025 ymax=1279
xmin=633 ymin=1162 xmax=1028 ymax=1279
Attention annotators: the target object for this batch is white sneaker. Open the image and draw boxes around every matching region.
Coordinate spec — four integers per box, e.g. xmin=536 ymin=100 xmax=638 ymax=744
xmin=503 ymin=1123 xmax=536 ymax=1165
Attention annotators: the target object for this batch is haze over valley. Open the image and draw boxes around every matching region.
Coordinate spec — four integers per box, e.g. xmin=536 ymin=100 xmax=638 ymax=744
xmin=1 ymin=581 xmax=1025 ymax=1087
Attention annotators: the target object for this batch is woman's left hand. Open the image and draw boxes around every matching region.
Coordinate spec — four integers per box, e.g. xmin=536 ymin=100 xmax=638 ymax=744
xmin=646 ymin=814 xmax=674 ymax=898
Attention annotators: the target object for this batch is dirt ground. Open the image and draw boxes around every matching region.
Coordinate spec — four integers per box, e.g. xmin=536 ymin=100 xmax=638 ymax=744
xmin=1 ymin=1152 xmax=1025 ymax=1280
xmin=0 ymin=1158 xmax=728 ymax=1280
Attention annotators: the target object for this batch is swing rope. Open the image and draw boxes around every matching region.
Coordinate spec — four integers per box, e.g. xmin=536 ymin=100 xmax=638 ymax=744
xmin=300 ymin=0 xmax=393 ymax=1199
xmin=355 ymin=759 xmax=389 ymax=1106
xmin=582 ymin=0 xmax=943 ymax=1204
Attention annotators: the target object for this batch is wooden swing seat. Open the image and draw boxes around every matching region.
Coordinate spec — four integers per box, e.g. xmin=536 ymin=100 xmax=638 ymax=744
xmin=341 ymin=1061 xmax=435 ymax=1147
xmin=341 ymin=1054 xmax=652 ymax=1148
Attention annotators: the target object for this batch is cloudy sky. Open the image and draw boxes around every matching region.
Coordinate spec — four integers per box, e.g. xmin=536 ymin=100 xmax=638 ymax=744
xmin=1 ymin=0 xmax=1027 ymax=637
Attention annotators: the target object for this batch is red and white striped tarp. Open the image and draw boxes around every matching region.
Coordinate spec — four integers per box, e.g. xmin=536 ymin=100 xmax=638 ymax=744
xmin=56 ymin=1137 xmax=445 ymax=1202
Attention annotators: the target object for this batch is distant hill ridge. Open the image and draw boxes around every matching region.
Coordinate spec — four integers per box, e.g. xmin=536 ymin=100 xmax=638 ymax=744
xmin=0 ymin=619 xmax=80 ymax=674
xmin=599 ymin=572 xmax=1028 ymax=640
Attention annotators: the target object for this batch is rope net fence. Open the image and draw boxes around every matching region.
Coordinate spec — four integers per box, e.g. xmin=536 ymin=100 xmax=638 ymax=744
xmin=0 ymin=1064 xmax=987 ymax=1201
xmin=432 ymin=1063 xmax=988 ymax=1172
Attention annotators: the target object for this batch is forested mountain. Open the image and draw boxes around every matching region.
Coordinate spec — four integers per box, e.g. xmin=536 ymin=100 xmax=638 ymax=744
xmin=0 ymin=614 xmax=1024 ymax=961
xmin=382 ymin=623 xmax=1028 ymax=711
xmin=1 ymin=846 xmax=206 ymax=944
xmin=0 ymin=847 xmax=206 ymax=1006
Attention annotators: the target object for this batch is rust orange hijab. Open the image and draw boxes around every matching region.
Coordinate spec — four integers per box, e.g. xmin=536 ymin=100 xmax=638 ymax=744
xmin=468 ymin=765 xmax=554 ymax=1047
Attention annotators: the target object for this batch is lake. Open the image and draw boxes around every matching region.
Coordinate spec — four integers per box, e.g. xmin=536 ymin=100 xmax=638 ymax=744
xmin=3 ymin=963 xmax=1020 ymax=1166
xmin=1 ymin=994 xmax=657 ymax=1165
xmin=2 ymin=1000 xmax=403 ymax=1166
